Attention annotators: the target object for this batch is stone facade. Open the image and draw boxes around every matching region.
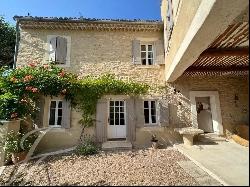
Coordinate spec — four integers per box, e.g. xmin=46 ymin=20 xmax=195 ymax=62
xmin=17 ymin=29 xmax=165 ymax=87
xmin=172 ymin=75 xmax=249 ymax=137
xmin=15 ymin=21 xmax=249 ymax=152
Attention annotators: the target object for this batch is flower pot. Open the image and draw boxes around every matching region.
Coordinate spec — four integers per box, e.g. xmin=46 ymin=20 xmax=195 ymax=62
xmin=152 ymin=141 xmax=158 ymax=149
xmin=11 ymin=151 xmax=27 ymax=164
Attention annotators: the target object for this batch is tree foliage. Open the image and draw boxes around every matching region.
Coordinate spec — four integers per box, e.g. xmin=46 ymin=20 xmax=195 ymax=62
xmin=0 ymin=17 xmax=16 ymax=67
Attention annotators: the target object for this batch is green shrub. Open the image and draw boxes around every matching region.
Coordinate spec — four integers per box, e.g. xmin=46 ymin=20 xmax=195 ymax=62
xmin=3 ymin=130 xmax=38 ymax=159
xmin=75 ymin=135 xmax=98 ymax=156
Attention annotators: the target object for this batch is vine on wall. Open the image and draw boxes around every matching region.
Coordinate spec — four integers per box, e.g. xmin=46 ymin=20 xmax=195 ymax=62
xmin=0 ymin=63 xmax=149 ymax=131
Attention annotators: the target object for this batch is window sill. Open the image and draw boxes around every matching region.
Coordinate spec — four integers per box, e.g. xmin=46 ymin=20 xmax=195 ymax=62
xmin=138 ymin=125 xmax=165 ymax=132
xmin=49 ymin=126 xmax=66 ymax=132
xmin=134 ymin=65 xmax=161 ymax=69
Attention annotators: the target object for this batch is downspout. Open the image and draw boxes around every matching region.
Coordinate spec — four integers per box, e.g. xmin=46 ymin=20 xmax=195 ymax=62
xmin=13 ymin=19 xmax=20 ymax=69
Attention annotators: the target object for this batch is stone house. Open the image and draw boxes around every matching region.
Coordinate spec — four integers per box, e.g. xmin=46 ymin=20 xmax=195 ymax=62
xmin=13 ymin=0 xmax=249 ymax=153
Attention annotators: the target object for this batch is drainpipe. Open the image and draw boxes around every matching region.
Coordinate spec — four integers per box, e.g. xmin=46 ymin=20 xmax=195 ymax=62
xmin=13 ymin=19 xmax=20 ymax=69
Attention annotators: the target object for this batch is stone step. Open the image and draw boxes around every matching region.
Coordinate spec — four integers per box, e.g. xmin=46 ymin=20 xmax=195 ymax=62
xmin=102 ymin=141 xmax=132 ymax=151
xmin=198 ymin=133 xmax=227 ymax=143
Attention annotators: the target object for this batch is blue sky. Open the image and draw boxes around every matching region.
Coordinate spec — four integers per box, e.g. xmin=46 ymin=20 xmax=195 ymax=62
xmin=0 ymin=0 xmax=162 ymax=25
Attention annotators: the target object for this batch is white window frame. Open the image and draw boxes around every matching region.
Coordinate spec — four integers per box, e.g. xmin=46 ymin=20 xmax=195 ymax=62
xmin=143 ymin=100 xmax=158 ymax=126
xmin=140 ymin=43 xmax=154 ymax=65
xmin=46 ymin=35 xmax=71 ymax=67
xmin=48 ymin=99 xmax=63 ymax=128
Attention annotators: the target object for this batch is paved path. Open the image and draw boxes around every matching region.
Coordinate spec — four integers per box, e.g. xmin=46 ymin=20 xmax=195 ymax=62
xmin=175 ymin=140 xmax=249 ymax=186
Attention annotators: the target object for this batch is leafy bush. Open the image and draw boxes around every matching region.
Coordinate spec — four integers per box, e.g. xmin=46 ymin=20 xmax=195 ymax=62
xmin=75 ymin=135 xmax=98 ymax=156
xmin=3 ymin=130 xmax=38 ymax=156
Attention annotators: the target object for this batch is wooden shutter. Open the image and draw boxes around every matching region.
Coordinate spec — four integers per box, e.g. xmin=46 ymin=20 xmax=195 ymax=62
xmin=154 ymin=40 xmax=165 ymax=65
xmin=132 ymin=40 xmax=141 ymax=64
xmin=135 ymin=98 xmax=144 ymax=128
xmin=56 ymin=37 xmax=67 ymax=64
xmin=158 ymin=99 xmax=169 ymax=127
xmin=96 ymin=99 xmax=108 ymax=143
xmin=62 ymin=99 xmax=71 ymax=129
xmin=35 ymin=96 xmax=45 ymax=128
xmin=49 ymin=37 xmax=56 ymax=62
xmin=126 ymin=98 xmax=136 ymax=141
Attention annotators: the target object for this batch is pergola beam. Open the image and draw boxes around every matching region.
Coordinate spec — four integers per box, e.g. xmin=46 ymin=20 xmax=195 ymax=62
xmin=201 ymin=48 xmax=249 ymax=57
xmin=186 ymin=65 xmax=249 ymax=72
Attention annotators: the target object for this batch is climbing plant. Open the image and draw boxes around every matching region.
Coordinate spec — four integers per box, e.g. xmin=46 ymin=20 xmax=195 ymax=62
xmin=0 ymin=63 xmax=149 ymax=140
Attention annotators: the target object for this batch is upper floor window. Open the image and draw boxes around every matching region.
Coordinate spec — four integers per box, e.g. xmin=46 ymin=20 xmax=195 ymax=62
xmin=47 ymin=35 xmax=71 ymax=67
xmin=141 ymin=44 xmax=154 ymax=65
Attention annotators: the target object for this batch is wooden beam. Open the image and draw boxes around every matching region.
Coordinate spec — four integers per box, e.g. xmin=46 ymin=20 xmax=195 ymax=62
xmin=186 ymin=65 xmax=249 ymax=72
xmin=200 ymin=48 xmax=249 ymax=57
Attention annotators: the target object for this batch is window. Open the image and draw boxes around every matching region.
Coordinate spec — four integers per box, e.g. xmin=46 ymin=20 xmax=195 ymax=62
xmin=109 ymin=100 xmax=125 ymax=126
xmin=144 ymin=100 xmax=157 ymax=125
xmin=141 ymin=44 xmax=154 ymax=65
xmin=49 ymin=100 xmax=63 ymax=126
xmin=47 ymin=35 xmax=71 ymax=66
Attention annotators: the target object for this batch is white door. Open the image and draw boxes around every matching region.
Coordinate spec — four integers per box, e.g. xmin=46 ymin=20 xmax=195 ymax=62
xmin=108 ymin=100 xmax=126 ymax=139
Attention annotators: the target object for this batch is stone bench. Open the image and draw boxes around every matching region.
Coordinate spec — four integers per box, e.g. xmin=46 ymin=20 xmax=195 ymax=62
xmin=174 ymin=127 xmax=204 ymax=146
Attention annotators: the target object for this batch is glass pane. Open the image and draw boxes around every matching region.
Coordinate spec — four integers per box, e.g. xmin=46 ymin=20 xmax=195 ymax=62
xmin=141 ymin=52 xmax=146 ymax=58
xmin=120 ymin=107 xmax=124 ymax=112
xmin=110 ymin=101 xmax=114 ymax=106
xmin=115 ymin=113 xmax=119 ymax=120
xmin=57 ymin=117 xmax=62 ymax=125
xmin=144 ymin=109 xmax=149 ymax=123
xmin=110 ymin=113 xmax=114 ymax=120
xmin=148 ymin=45 xmax=153 ymax=51
xmin=115 ymin=118 xmax=119 ymax=125
xmin=58 ymin=109 xmax=62 ymax=116
xmin=144 ymin=101 xmax=149 ymax=108
xmin=120 ymin=113 xmax=124 ymax=119
xmin=110 ymin=107 xmax=114 ymax=112
xmin=120 ymin=101 xmax=124 ymax=106
xmin=141 ymin=45 xmax=146 ymax=51
xmin=148 ymin=52 xmax=153 ymax=58
xmin=110 ymin=120 xmax=114 ymax=125
xmin=120 ymin=119 xmax=125 ymax=125
xmin=152 ymin=115 xmax=156 ymax=123
xmin=115 ymin=101 xmax=119 ymax=106
xmin=151 ymin=101 xmax=156 ymax=109
xmin=115 ymin=107 xmax=119 ymax=112
xmin=50 ymin=101 xmax=56 ymax=108
xmin=142 ymin=58 xmax=146 ymax=65
xmin=49 ymin=109 xmax=55 ymax=125
xmin=58 ymin=101 xmax=62 ymax=108
xmin=151 ymin=108 xmax=156 ymax=115
xmin=148 ymin=59 xmax=153 ymax=65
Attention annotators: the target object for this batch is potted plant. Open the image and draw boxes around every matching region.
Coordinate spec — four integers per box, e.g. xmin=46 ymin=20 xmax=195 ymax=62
xmin=151 ymin=134 xmax=159 ymax=149
xmin=3 ymin=130 xmax=37 ymax=164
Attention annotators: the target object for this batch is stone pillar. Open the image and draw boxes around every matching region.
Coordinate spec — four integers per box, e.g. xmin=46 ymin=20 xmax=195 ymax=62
xmin=0 ymin=120 xmax=21 ymax=166
xmin=182 ymin=134 xmax=194 ymax=146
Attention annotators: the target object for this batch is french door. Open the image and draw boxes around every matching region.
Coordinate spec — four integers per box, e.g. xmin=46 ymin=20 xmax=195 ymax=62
xmin=108 ymin=100 xmax=126 ymax=139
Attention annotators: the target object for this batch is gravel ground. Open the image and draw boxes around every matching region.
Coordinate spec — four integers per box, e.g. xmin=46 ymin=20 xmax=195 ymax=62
xmin=0 ymin=148 xmax=200 ymax=186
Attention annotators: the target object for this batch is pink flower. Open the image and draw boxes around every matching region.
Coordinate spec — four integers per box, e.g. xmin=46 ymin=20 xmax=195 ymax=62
xmin=43 ymin=64 xmax=50 ymax=69
xmin=32 ymin=88 xmax=38 ymax=93
xmin=23 ymin=75 xmax=33 ymax=82
xmin=58 ymin=71 xmax=66 ymax=77
xmin=10 ymin=112 xmax=18 ymax=119
xmin=28 ymin=63 xmax=36 ymax=67
xmin=61 ymin=89 xmax=67 ymax=94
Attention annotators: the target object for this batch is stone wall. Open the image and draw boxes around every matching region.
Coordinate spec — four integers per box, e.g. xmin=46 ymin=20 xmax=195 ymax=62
xmin=17 ymin=29 xmax=165 ymax=87
xmin=171 ymin=75 xmax=249 ymax=137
